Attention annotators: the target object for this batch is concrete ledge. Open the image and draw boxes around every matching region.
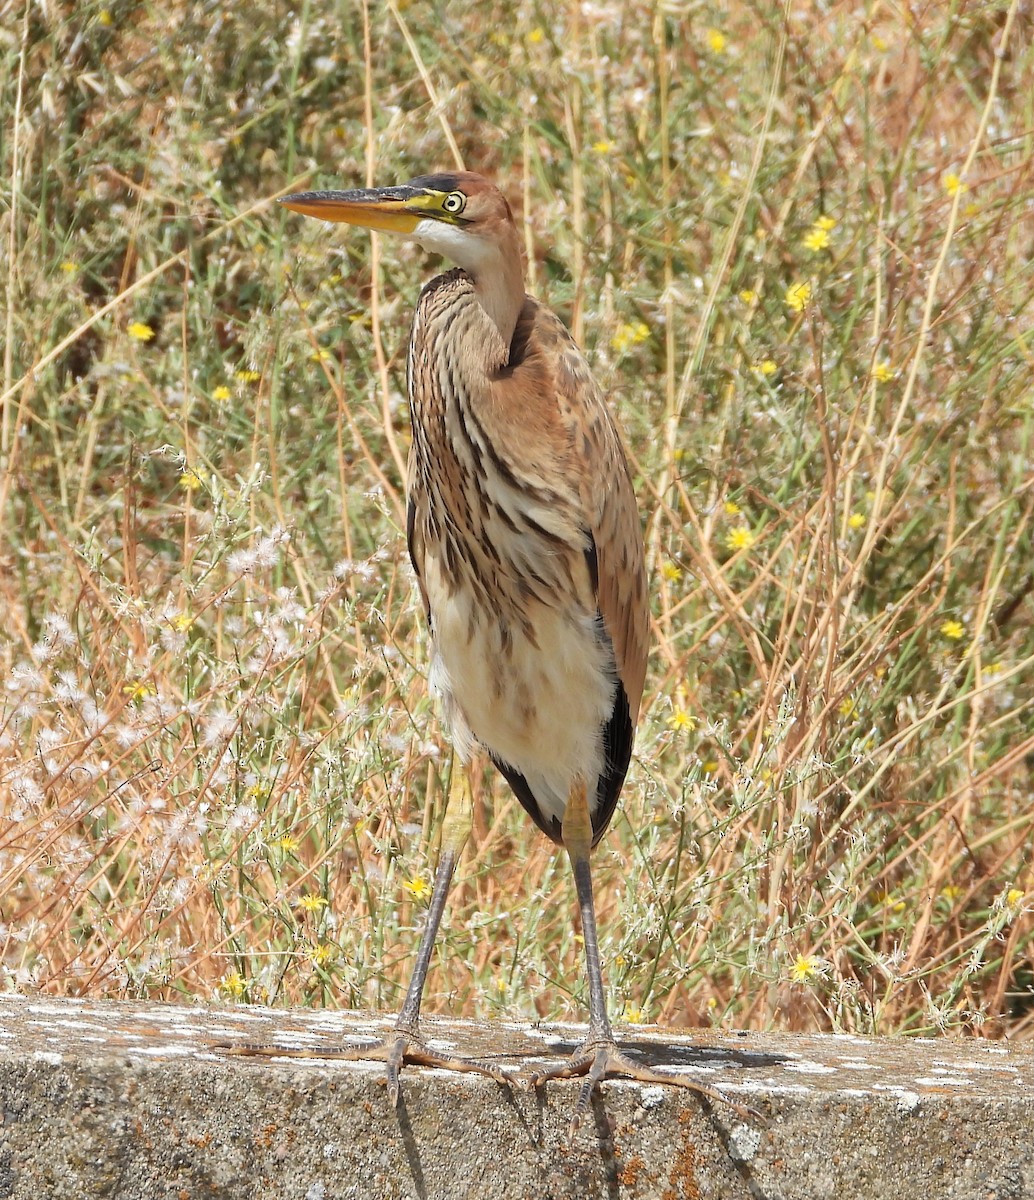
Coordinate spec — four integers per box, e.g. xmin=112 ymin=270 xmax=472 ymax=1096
xmin=2 ymin=994 xmax=1032 ymax=1199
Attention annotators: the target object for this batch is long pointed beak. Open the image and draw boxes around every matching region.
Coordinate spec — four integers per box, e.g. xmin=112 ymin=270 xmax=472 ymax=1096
xmin=279 ymin=187 xmax=431 ymax=234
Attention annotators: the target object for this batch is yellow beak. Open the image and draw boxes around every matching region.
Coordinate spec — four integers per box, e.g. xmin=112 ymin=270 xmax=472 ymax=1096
xmin=279 ymin=186 xmax=434 ymax=234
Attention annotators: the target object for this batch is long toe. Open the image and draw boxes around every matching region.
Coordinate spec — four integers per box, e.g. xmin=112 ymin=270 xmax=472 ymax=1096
xmin=214 ymin=1030 xmax=511 ymax=1106
xmin=528 ymin=1038 xmax=754 ymax=1131
xmin=354 ymin=1031 xmax=514 ymax=1106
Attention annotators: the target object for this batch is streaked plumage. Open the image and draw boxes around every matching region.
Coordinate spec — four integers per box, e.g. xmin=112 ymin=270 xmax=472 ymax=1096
xmin=406 ymin=261 xmax=647 ymax=845
xmin=272 ymin=171 xmax=737 ymax=1129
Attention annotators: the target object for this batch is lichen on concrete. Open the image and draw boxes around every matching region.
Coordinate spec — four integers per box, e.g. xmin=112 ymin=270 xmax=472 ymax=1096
xmin=0 ymin=994 xmax=1032 ymax=1198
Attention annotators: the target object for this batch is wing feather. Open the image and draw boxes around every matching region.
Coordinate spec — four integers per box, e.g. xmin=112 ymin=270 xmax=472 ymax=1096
xmin=491 ymin=301 xmax=649 ymax=844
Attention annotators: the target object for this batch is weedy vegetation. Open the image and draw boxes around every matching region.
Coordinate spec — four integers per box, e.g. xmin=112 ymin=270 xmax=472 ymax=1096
xmin=2 ymin=0 xmax=1033 ymax=1040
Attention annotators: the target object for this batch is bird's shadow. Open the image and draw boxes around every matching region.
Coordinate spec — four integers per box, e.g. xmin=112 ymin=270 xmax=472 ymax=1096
xmin=394 ymin=1091 xmax=428 ymax=1200
xmin=619 ymin=1036 xmax=789 ymax=1073
xmin=535 ymin=1034 xmax=789 ymax=1074
xmin=521 ymin=1036 xmax=784 ymax=1179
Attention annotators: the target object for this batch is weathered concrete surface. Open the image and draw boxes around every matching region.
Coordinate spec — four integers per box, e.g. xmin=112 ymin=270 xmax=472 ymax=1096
xmin=0 ymin=994 xmax=1032 ymax=1199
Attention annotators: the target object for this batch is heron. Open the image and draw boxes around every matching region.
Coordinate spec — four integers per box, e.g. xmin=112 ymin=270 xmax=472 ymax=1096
xmin=275 ymin=172 xmax=732 ymax=1127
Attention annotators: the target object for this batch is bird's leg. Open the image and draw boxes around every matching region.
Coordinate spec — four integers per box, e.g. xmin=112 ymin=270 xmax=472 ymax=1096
xmin=528 ymin=780 xmax=748 ymax=1131
xmin=393 ymin=763 xmax=473 ymax=1040
xmin=369 ymin=761 xmax=508 ymax=1101
xmin=325 ymin=759 xmax=510 ymax=1101
xmin=218 ymin=760 xmax=509 ymax=1102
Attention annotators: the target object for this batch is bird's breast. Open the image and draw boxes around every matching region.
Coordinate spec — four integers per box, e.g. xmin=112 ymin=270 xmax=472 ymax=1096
xmin=420 ymin=542 xmax=615 ymax=830
xmin=405 ymin=272 xmax=621 ymax=826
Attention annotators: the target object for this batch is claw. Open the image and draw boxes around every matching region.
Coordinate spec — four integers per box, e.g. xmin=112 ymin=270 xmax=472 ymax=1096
xmin=385 ymin=1034 xmax=406 ymax=1106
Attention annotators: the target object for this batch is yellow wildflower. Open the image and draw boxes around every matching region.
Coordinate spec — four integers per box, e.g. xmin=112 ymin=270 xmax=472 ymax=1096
xmin=723 ymin=500 xmax=741 ymax=515
xmin=707 ymin=28 xmax=726 ymax=53
xmin=59 ymin=260 xmax=77 ymax=274
xmin=943 ymin=172 xmax=967 ymax=196
xmin=309 ymin=943 xmax=334 ymax=966
xmin=122 ymin=680 xmax=156 ymax=701
xmin=169 ymin=612 xmax=194 ymax=632
xmin=403 ymin=874 xmax=432 ymax=901
xmin=784 ymin=281 xmax=812 ymax=313
xmin=235 ymin=368 xmax=261 ymax=383
xmin=297 ymin=893 xmax=328 ymax=912
xmin=940 ymin=885 xmax=963 ymax=902
xmin=592 ymin=140 xmax=614 ymax=155
xmin=212 ymin=385 xmax=232 ymax=402
xmin=802 ymin=227 xmax=830 ymax=252
xmin=848 ymin=512 xmax=866 ymax=529
xmin=873 ymin=361 xmax=894 ymax=383
xmin=661 ymin=560 xmax=682 ymax=582
xmin=219 ymin=971 xmax=247 ymax=999
xmin=527 ymin=26 xmax=544 ymax=44
xmin=815 ymin=216 xmax=837 ymax=231
xmin=667 ymin=709 xmax=696 ymax=732
xmin=1006 ymin=888 xmax=1025 ymax=908
xmin=754 ymin=359 xmax=778 ymax=376
xmin=622 ymin=1003 xmax=646 ymax=1024
xmin=127 ymin=321 xmax=155 ymax=342
xmin=789 ymin=954 xmax=824 ymax=984
xmin=940 ymin=620 xmax=965 ymax=640
xmin=276 ymin=834 xmax=300 ymax=853
xmin=610 ymin=321 xmax=650 ymax=354
xmin=179 ymin=468 xmax=203 ymax=492
xmin=837 ymin=696 xmax=857 ymax=718
xmin=738 ymin=288 xmax=757 ymax=304
xmin=725 ymin=526 xmax=755 ymax=551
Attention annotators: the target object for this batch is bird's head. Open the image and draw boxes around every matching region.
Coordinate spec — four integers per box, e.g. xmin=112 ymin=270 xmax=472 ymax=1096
xmin=279 ymin=171 xmax=521 ymax=285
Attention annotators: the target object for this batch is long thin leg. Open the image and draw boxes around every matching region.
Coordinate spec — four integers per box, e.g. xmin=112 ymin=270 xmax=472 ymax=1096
xmin=332 ymin=761 xmax=508 ymax=1100
xmin=218 ymin=760 xmax=508 ymax=1100
xmin=378 ymin=763 xmax=482 ymax=1101
xmin=397 ymin=760 xmax=474 ymax=1033
xmin=529 ymin=780 xmax=749 ymax=1130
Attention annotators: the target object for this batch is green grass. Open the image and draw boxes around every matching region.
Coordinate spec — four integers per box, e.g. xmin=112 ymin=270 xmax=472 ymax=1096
xmin=2 ymin=0 xmax=1033 ymax=1040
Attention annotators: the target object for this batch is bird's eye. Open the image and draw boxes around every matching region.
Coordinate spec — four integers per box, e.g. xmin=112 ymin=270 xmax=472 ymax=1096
xmin=442 ymin=191 xmax=466 ymax=214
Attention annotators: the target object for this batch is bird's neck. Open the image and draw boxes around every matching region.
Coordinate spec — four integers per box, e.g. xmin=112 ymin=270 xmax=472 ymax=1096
xmin=410 ymin=215 xmax=526 ymax=363
xmin=469 ymin=243 xmax=525 ymax=364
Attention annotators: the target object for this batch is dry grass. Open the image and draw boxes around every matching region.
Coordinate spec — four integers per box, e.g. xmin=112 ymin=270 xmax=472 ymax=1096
xmin=2 ymin=0 xmax=1033 ymax=1040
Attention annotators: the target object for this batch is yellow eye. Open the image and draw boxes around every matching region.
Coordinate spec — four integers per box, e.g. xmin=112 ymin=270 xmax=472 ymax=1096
xmin=442 ymin=191 xmax=466 ymax=214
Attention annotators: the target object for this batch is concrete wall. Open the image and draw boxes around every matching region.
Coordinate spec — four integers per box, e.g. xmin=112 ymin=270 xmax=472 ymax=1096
xmin=2 ymin=993 xmax=1032 ymax=1198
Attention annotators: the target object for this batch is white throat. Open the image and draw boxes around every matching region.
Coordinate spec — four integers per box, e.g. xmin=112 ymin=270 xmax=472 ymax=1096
xmin=412 ymin=219 xmax=523 ymax=350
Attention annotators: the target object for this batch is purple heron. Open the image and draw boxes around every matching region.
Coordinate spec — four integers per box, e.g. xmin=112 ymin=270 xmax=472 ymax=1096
xmin=275 ymin=172 xmax=732 ymax=1128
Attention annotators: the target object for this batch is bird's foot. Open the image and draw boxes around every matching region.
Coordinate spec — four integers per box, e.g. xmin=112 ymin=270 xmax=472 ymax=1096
xmin=352 ymin=1028 xmax=513 ymax=1105
xmin=216 ymin=1026 xmax=511 ymax=1106
xmin=527 ymin=1037 xmax=756 ymax=1131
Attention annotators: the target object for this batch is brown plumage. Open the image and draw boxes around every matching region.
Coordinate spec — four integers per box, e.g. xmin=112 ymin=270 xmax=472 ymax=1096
xmin=406 ymin=262 xmax=647 ymax=848
xmin=274 ymin=171 xmax=736 ymax=1129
